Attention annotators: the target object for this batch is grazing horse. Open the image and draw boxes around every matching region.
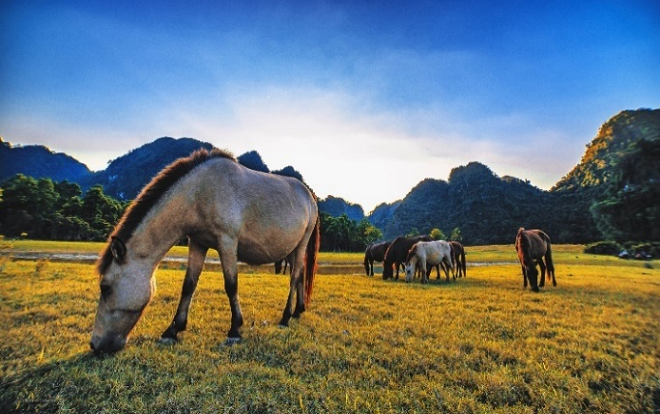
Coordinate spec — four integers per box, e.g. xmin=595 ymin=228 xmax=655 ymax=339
xmin=382 ymin=235 xmax=433 ymax=280
xmin=90 ymin=148 xmax=320 ymax=354
xmin=274 ymin=258 xmax=290 ymax=274
xmin=449 ymin=241 xmax=467 ymax=278
xmin=515 ymin=228 xmax=556 ymax=292
xmin=363 ymin=241 xmax=391 ymax=276
xmin=405 ymin=240 xmax=454 ymax=283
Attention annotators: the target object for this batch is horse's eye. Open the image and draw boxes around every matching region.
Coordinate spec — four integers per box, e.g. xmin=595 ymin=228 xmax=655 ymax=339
xmin=100 ymin=283 xmax=113 ymax=301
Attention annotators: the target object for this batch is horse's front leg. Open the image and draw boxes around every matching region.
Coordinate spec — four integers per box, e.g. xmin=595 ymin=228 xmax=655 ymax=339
xmin=160 ymin=240 xmax=208 ymax=343
xmin=538 ymin=259 xmax=547 ymax=288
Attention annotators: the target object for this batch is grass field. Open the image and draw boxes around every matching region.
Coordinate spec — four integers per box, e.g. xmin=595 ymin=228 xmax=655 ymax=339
xmin=0 ymin=242 xmax=659 ymax=413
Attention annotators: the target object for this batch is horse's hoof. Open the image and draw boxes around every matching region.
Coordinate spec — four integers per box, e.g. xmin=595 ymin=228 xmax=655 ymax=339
xmin=225 ymin=337 xmax=242 ymax=346
xmin=158 ymin=336 xmax=178 ymax=346
xmin=277 ymin=324 xmax=289 ymax=329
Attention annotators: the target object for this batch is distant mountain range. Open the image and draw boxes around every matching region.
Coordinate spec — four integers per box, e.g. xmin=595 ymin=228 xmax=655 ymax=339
xmin=2 ymin=108 xmax=658 ymax=244
xmin=0 ymin=138 xmax=91 ymax=183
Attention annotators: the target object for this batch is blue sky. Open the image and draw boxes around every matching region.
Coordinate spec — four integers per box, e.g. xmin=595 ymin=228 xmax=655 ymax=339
xmin=2 ymin=0 xmax=659 ymax=212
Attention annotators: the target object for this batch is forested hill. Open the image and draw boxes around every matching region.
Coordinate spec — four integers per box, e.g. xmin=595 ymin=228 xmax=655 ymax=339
xmin=318 ymin=196 xmax=365 ymax=221
xmin=85 ymin=137 xmax=214 ymax=200
xmin=1 ymin=108 xmax=658 ymax=245
xmin=379 ymin=162 xmax=565 ymax=245
xmin=553 ymin=108 xmax=660 ymax=192
xmin=376 ymin=108 xmax=660 ymax=244
xmin=0 ymin=138 xmax=91 ymax=183
xmin=83 ymin=137 xmax=306 ymax=201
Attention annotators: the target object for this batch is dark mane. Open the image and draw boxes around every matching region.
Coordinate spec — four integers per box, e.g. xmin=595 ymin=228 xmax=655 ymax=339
xmin=405 ymin=244 xmax=418 ymax=262
xmin=97 ymin=148 xmax=235 ymax=275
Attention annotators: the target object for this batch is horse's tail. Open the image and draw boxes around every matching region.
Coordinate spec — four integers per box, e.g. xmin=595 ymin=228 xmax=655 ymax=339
xmin=543 ymin=232 xmax=554 ymax=271
xmin=303 ymin=215 xmax=321 ymax=307
xmin=363 ymin=244 xmax=372 ymax=275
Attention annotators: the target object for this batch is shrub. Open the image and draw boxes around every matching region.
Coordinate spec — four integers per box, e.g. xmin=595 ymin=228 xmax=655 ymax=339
xmin=584 ymin=241 xmax=622 ymax=256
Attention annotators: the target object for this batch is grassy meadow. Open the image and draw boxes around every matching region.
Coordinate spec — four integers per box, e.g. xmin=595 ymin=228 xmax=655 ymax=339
xmin=0 ymin=242 xmax=659 ymax=413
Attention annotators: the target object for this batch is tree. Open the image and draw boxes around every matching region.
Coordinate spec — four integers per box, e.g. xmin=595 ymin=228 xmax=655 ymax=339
xmin=357 ymin=219 xmax=382 ymax=247
xmin=0 ymin=174 xmax=53 ymax=238
xmin=449 ymin=227 xmax=462 ymax=241
xmin=430 ymin=228 xmax=446 ymax=240
xmin=81 ymin=185 xmax=125 ymax=240
xmin=320 ymin=213 xmax=382 ymax=252
xmin=590 ymin=138 xmax=660 ymax=242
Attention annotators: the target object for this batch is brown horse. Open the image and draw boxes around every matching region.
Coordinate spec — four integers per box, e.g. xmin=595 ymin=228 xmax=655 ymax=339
xmin=382 ymin=235 xmax=432 ymax=280
xmin=91 ymin=148 xmax=320 ymax=354
xmin=515 ymin=228 xmax=556 ymax=292
xmin=363 ymin=241 xmax=391 ymax=276
xmin=449 ymin=241 xmax=467 ymax=278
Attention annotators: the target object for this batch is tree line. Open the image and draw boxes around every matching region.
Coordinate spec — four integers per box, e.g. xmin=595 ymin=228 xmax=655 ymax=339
xmin=0 ymin=174 xmax=383 ymax=252
xmin=0 ymin=174 xmax=125 ymax=241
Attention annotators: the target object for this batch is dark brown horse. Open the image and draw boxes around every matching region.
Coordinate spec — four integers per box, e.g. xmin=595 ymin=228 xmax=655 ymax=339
xmin=363 ymin=241 xmax=391 ymax=276
xmin=449 ymin=241 xmax=467 ymax=278
xmin=91 ymin=148 xmax=320 ymax=354
xmin=515 ymin=228 xmax=556 ymax=292
xmin=382 ymin=235 xmax=433 ymax=280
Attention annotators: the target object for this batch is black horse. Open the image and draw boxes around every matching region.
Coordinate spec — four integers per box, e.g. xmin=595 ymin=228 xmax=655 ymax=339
xmin=382 ymin=235 xmax=433 ymax=280
xmin=449 ymin=241 xmax=467 ymax=278
xmin=363 ymin=241 xmax=391 ymax=276
xmin=515 ymin=228 xmax=556 ymax=292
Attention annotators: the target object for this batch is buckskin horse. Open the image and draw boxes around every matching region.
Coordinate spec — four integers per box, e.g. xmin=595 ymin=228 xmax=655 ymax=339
xmin=382 ymin=235 xmax=433 ymax=280
xmin=363 ymin=241 xmax=391 ymax=276
xmin=515 ymin=228 xmax=556 ymax=292
xmin=90 ymin=148 xmax=320 ymax=354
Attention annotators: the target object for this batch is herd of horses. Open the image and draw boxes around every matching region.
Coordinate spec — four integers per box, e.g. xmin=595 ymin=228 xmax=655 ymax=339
xmin=364 ymin=236 xmax=466 ymax=283
xmin=89 ymin=148 xmax=556 ymax=354
xmin=363 ymin=228 xmax=555 ymax=293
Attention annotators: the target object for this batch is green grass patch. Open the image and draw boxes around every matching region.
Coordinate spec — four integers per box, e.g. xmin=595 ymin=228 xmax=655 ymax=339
xmin=1 ymin=245 xmax=659 ymax=413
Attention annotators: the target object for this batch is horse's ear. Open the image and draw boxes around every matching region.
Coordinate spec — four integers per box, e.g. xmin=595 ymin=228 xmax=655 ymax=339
xmin=110 ymin=237 xmax=127 ymax=262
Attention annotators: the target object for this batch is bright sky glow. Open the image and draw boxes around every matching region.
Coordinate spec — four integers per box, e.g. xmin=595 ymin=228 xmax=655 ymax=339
xmin=1 ymin=0 xmax=659 ymax=212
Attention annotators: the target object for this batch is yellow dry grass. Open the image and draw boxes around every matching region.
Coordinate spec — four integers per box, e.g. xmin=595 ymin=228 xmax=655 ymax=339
xmin=0 ymin=244 xmax=659 ymax=413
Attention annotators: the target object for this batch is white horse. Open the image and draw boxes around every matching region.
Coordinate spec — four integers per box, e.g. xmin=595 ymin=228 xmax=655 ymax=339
xmin=405 ymin=240 xmax=454 ymax=283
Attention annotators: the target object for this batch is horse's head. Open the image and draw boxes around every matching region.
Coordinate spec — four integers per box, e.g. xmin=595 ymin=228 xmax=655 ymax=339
xmin=404 ymin=262 xmax=415 ymax=282
xmin=526 ymin=264 xmax=540 ymax=292
xmin=90 ymin=238 xmax=156 ymax=354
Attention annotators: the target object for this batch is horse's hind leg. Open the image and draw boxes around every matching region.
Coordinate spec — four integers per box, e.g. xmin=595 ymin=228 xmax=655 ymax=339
xmin=160 ymin=240 xmax=208 ymax=343
xmin=546 ymin=254 xmax=557 ymax=286
xmin=217 ymin=241 xmax=243 ymax=342
xmin=280 ymin=249 xmax=306 ymax=326
xmin=538 ymin=259 xmax=547 ymax=288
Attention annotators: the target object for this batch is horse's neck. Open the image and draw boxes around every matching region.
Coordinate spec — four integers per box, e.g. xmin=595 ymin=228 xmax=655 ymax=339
xmin=129 ymin=198 xmax=190 ymax=265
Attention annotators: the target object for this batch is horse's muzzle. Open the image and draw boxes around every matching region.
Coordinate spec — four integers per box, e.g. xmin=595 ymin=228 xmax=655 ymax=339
xmin=90 ymin=334 xmax=127 ymax=355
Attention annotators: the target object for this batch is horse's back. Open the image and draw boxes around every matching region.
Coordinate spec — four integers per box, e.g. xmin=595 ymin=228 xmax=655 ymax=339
xmin=412 ymin=240 xmax=451 ymax=264
xmin=372 ymin=241 xmax=391 ymax=262
xmin=193 ymin=158 xmax=318 ymax=264
xmin=517 ymin=228 xmax=549 ymax=259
